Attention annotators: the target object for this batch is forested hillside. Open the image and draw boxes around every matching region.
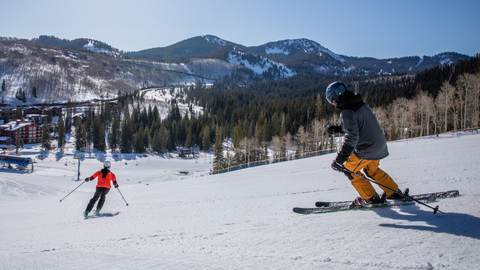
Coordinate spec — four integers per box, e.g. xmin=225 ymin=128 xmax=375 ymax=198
xmin=54 ymin=55 xmax=480 ymax=170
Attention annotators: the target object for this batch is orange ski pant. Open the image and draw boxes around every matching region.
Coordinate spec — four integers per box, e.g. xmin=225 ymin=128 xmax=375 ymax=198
xmin=344 ymin=153 xmax=398 ymax=200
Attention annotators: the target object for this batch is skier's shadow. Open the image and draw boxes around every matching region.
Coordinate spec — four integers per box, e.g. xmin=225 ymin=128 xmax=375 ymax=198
xmin=374 ymin=205 xmax=480 ymax=240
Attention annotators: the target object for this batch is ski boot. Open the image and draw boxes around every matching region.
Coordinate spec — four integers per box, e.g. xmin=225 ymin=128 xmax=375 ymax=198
xmin=386 ymin=188 xmax=407 ymax=200
xmin=351 ymin=192 xmax=385 ymax=208
xmin=83 ymin=211 xmax=90 ymax=217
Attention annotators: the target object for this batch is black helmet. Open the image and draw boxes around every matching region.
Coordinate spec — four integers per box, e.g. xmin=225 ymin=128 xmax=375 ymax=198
xmin=325 ymin=81 xmax=349 ymax=105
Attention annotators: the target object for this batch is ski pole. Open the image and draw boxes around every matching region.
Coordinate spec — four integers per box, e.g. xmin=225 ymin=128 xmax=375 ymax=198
xmin=59 ymin=181 xmax=86 ymax=202
xmin=341 ymin=167 xmax=443 ymax=215
xmin=117 ymin=187 xmax=129 ymax=206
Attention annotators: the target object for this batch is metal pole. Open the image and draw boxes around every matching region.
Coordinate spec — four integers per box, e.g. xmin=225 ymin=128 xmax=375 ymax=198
xmin=117 ymin=187 xmax=129 ymax=206
xmin=77 ymin=158 xmax=81 ymax=181
xmin=60 ymin=181 xmax=85 ymax=202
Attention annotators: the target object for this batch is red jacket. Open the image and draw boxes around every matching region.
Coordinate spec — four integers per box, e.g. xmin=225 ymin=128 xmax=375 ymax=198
xmin=87 ymin=169 xmax=117 ymax=189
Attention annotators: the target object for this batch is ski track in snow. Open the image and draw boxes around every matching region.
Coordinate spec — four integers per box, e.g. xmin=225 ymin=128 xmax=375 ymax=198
xmin=1 ymin=131 xmax=480 ymax=269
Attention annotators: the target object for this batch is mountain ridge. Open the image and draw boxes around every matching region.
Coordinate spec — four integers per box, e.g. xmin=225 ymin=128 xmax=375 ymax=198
xmin=30 ymin=34 xmax=470 ymax=77
xmin=0 ymin=34 xmax=472 ymax=106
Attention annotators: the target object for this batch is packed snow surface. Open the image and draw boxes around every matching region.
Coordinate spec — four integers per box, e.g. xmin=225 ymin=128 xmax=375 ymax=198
xmin=1 ymin=131 xmax=480 ymax=269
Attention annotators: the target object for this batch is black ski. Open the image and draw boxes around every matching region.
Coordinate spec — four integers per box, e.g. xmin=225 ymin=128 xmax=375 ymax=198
xmin=294 ymin=190 xmax=459 ymax=215
xmin=314 ymin=189 xmax=458 ymax=207
xmin=294 ymin=199 xmax=415 ymax=215
xmin=84 ymin=212 xmax=120 ymax=219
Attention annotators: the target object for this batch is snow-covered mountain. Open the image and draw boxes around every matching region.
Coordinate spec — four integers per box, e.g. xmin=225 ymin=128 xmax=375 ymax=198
xmin=227 ymin=48 xmax=296 ymax=80
xmin=249 ymin=38 xmax=345 ymax=62
xmin=0 ymin=35 xmax=471 ymax=106
xmin=1 ymin=129 xmax=479 ymax=269
xmin=125 ymin=35 xmax=469 ymax=76
xmin=0 ymin=37 xmax=233 ymax=106
xmin=32 ymin=35 xmax=123 ymax=58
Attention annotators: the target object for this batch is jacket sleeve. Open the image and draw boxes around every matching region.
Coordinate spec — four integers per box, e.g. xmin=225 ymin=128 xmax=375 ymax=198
xmin=335 ymin=110 xmax=359 ymax=163
xmin=110 ymin=172 xmax=118 ymax=187
xmin=86 ymin=171 xmax=100 ymax=181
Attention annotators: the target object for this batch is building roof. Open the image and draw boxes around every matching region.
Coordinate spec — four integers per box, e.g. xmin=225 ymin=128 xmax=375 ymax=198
xmin=0 ymin=121 xmax=35 ymax=131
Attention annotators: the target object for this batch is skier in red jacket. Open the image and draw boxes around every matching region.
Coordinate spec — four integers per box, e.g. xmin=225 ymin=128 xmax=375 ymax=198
xmin=83 ymin=161 xmax=118 ymax=216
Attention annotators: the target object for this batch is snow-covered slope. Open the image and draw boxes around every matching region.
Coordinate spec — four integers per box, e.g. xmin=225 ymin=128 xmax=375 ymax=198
xmin=1 ymin=131 xmax=480 ymax=269
xmin=262 ymin=38 xmax=345 ymax=63
xmin=0 ymin=38 xmax=218 ymax=106
xmin=82 ymin=39 xmax=122 ymax=57
xmin=227 ymin=50 xmax=296 ymax=79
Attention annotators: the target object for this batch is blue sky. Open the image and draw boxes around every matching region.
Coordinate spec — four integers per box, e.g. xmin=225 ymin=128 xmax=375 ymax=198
xmin=1 ymin=0 xmax=479 ymax=59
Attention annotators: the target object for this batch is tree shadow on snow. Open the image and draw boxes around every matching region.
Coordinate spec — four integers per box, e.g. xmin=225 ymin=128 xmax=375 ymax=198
xmin=374 ymin=205 xmax=480 ymax=240
xmin=55 ymin=152 xmax=64 ymax=161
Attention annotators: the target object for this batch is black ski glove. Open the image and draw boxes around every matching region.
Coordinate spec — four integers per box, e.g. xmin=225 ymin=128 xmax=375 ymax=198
xmin=331 ymin=144 xmax=354 ymax=172
xmin=331 ymin=160 xmax=344 ymax=172
xmin=85 ymin=177 xmax=89 ymax=182
xmin=327 ymin=125 xmax=343 ymax=135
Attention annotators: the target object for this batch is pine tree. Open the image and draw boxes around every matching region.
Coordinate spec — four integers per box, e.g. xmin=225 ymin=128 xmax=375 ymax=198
xmin=57 ymin=113 xmax=66 ymax=152
xmin=213 ymin=126 xmax=224 ymax=171
xmin=120 ymin=111 xmax=133 ymax=153
xmin=151 ymin=129 xmax=162 ymax=153
xmin=202 ymin=125 xmax=211 ymax=151
xmin=151 ymin=125 xmax=167 ymax=153
xmin=133 ymin=126 xmax=145 ymax=153
xmin=185 ymin=130 xmax=192 ymax=148
xmin=75 ymin=120 xmax=87 ymax=151
xmin=41 ymin=122 xmax=52 ymax=151
xmin=144 ymin=126 xmax=150 ymax=150
xmin=65 ymin=100 xmax=73 ymax=134
xmin=84 ymin=107 xmax=94 ymax=150
xmin=280 ymin=114 xmax=287 ymax=157
xmin=97 ymin=119 xmax=106 ymax=152
xmin=15 ymin=89 xmax=22 ymax=101
xmin=15 ymin=130 xmax=24 ymax=154
xmin=108 ymin=114 xmax=120 ymax=151
xmin=93 ymin=116 xmax=106 ymax=151
xmin=152 ymin=105 xmax=160 ymax=122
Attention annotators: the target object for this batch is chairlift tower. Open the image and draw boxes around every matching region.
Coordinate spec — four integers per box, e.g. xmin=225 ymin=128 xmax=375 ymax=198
xmin=74 ymin=153 xmax=85 ymax=181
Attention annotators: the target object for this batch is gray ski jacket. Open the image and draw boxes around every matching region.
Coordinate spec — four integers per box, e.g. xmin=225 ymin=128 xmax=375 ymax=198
xmin=340 ymin=103 xmax=389 ymax=160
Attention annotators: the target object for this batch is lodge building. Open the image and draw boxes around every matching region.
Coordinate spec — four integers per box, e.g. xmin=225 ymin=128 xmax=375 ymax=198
xmin=0 ymin=119 xmax=43 ymax=145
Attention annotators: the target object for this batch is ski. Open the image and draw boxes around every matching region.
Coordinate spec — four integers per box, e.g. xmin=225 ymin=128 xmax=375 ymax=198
xmin=314 ymin=189 xmax=458 ymax=207
xmin=84 ymin=212 xmax=120 ymax=219
xmin=294 ymin=189 xmax=459 ymax=215
xmin=294 ymin=199 xmax=415 ymax=215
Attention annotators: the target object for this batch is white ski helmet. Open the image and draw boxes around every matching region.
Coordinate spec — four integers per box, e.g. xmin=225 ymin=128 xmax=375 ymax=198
xmin=103 ymin=160 xmax=111 ymax=169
